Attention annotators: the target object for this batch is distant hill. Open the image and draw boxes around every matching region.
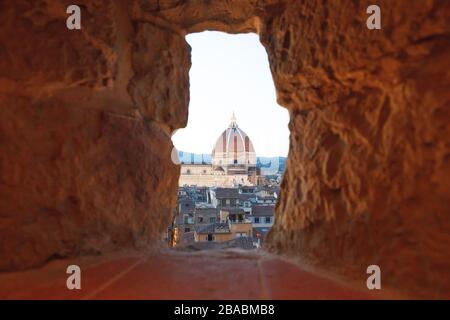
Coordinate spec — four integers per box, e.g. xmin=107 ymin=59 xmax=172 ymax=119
xmin=177 ymin=151 xmax=286 ymax=174
xmin=257 ymin=156 xmax=286 ymax=174
xmin=177 ymin=151 xmax=212 ymax=164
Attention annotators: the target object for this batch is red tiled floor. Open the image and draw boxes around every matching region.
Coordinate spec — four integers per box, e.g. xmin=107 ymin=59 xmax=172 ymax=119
xmin=0 ymin=249 xmax=378 ymax=300
xmin=260 ymin=258 xmax=371 ymax=299
xmin=95 ymin=251 xmax=262 ymax=299
xmin=0 ymin=254 xmax=143 ymax=300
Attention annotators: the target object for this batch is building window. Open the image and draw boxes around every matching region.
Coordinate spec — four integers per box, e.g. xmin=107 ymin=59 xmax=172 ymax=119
xmin=254 ymin=217 xmax=260 ymax=223
xmin=210 ymin=217 xmax=216 ymax=223
xmin=265 ymin=217 xmax=271 ymax=223
xmin=198 ymin=217 xmax=204 ymax=223
xmin=184 ymin=227 xmax=190 ymax=232
xmin=186 ymin=169 xmax=191 ymax=174
xmin=234 ymin=159 xmax=238 ymax=164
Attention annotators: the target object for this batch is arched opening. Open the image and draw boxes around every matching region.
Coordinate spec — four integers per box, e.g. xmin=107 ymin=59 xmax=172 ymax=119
xmin=170 ymin=31 xmax=289 ymax=249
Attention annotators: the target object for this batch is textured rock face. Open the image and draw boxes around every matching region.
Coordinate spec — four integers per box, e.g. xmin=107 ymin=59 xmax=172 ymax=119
xmin=260 ymin=0 xmax=450 ymax=298
xmin=0 ymin=0 xmax=188 ymax=270
xmin=0 ymin=0 xmax=449 ymax=298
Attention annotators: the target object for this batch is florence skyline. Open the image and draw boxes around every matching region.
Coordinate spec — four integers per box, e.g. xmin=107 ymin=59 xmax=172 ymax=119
xmin=171 ymin=31 xmax=290 ymax=157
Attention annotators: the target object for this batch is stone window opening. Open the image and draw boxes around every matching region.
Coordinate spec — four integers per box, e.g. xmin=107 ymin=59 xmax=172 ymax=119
xmin=0 ymin=1 xmax=447 ymax=300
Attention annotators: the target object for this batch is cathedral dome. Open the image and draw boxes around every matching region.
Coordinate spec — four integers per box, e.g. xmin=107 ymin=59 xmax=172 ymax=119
xmin=211 ymin=113 xmax=256 ymax=168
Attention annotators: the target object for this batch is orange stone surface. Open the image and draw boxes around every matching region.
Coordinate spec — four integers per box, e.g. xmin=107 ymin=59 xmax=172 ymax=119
xmin=0 ymin=250 xmax=384 ymax=300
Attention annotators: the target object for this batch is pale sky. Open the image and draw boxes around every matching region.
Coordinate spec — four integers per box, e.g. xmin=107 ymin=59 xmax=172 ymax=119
xmin=171 ymin=31 xmax=290 ymax=157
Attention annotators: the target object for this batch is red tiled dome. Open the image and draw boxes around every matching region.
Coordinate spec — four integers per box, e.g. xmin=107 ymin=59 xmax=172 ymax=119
xmin=212 ymin=113 xmax=256 ymax=167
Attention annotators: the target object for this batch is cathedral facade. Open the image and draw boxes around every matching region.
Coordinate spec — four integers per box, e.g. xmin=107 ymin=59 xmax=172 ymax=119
xmin=179 ymin=114 xmax=259 ymax=187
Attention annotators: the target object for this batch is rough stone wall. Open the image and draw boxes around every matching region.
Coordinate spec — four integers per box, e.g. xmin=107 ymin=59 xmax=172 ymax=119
xmin=260 ymin=0 xmax=450 ymax=298
xmin=0 ymin=0 xmax=449 ymax=298
xmin=0 ymin=0 xmax=189 ymax=270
